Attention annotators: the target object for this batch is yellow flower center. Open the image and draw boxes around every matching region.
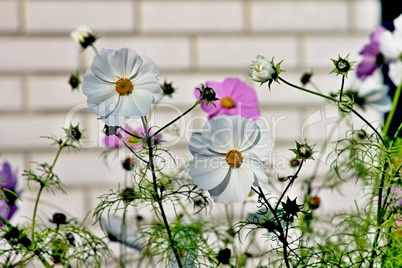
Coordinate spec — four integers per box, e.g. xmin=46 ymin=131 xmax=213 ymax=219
xmin=221 ymin=97 xmax=235 ymax=108
xmin=115 ymin=78 xmax=133 ymax=95
xmin=225 ymin=149 xmax=242 ymax=168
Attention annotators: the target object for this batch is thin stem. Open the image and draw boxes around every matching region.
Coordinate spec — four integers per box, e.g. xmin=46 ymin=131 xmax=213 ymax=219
xmin=90 ymin=44 xmax=99 ymax=55
xmin=251 ymin=187 xmax=291 ymax=268
xmin=0 ymin=216 xmax=53 ymax=268
xmin=274 ymin=161 xmax=304 ymax=212
xmin=339 ymin=75 xmax=345 ymax=103
xmin=141 ymin=117 xmax=183 ymax=268
xmin=368 ymin=169 xmax=387 ymax=268
xmin=278 ymin=77 xmax=338 ymax=102
xmin=152 ymin=100 xmax=200 ymax=138
xmin=31 ymin=140 xmax=67 ymax=243
xmin=383 ymin=84 xmax=401 ymax=137
xmin=351 ymin=108 xmax=387 ymax=147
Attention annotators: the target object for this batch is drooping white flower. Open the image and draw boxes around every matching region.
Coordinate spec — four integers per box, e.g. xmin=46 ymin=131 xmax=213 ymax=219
xmin=99 ymin=214 xmax=141 ymax=250
xmin=342 ymin=71 xmax=392 ymax=113
xmin=70 ymin=25 xmax=96 ymax=49
xmin=249 ymin=55 xmax=276 ymax=84
xmin=82 ymin=48 xmax=162 ymax=126
xmin=189 ymin=115 xmax=272 ymax=204
xmin=379 ymin=14 xmax=402 ymax=86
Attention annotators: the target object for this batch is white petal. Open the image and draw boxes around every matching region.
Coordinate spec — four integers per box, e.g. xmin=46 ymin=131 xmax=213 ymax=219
xmin=243 ymin=130 xmax=272 ymax=161
xmin=132 ymin=73 xmax=162 ymax=102
xmin=108 ymin=48 xmax=143 ymax=79
xmin=136 ymin=55 xmax=160 ymax=78
xmin=201 ymin=116 xmax=235 ymax=153
xmin=91 ymin=49 xmax=119 ymax=82
xmin=189 ymin=156 xmax=229 ymax=190
xmin=379 ymin=31 xmax=400 ymax=59
xmin=389 ymin=61 xmax=402 ymax=87
xmin=211 ymin=167 xmax=254 ymax=204
xmin=82 ymin=70 xmax=116 ymax=103
xmin=189 ymin=132 xmax=215 ymax=156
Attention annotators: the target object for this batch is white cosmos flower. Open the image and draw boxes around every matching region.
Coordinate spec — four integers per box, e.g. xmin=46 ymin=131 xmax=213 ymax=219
xmin=379 ymin=14 xmax=402 ymax=86
xmin=82 ymin=47 xmax=162 ymax=126
xmin=189 ymin=115 xmax=272 ymax=204
xmin=99 ymin=214 xmax=141 ymax=250
xmin=249 ymin=55 xmax=275 ymax=84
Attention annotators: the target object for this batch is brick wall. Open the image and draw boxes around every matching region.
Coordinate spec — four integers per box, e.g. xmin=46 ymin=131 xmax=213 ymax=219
xmin=0 ymin=0 xmax=381 ymax=225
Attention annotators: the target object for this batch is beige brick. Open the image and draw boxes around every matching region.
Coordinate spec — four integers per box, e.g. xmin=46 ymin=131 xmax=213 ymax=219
xmin=26 ymin=1 xmax=135 ymax=32
xmin=141 ymin=1 xmax=243 ymax=32
xmin=257 ymin=108 xmax=303 ymax=143
xmin=30 ymin=150 xmax=126 ymax=186
xmin=27 ymin=75 xmax=87 ymax=111
xmin=354 ymin=0 xmax=380 ymax=31
xmin=198 ymin=36 xmax=299 ymax=69
xmin=13 ymin=189 xmax=88 ymax=224
xmin=0 ymin=77 xmax=23 ymax=111
xmin=89 ymin=37 xmax=191 ymax=70
xmin=0 ymin=113 xmax=85 ymax=149
xmin=304 ymin=36 xmax=367 ymax=69
xmin=0 ymin=38 xmax=78 ymax=71
xmin=0 ymin=1 xmax=19 ymax=31
xmin=250 ymin=1 xmax=348 ymax=32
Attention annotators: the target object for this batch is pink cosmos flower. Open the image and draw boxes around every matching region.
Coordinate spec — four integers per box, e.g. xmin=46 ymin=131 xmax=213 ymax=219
xmin=356 ymin=27 xmax=386 ymax=80
xmin=195 ymin=77 xmax=260 ymax=120
xmin=103 ymin=125 xmax=161 ymax=149
xmin=0 ymin=162 xmax=21 ymax=226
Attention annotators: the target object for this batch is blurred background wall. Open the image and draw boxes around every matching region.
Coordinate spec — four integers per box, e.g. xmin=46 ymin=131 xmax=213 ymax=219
xmin=0 ymin=0 xmax=382 ymax=227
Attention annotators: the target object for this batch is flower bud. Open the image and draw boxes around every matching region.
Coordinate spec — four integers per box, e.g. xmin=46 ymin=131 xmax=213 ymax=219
xmin=51 ymin=213 xmax=67 ymax=228
xmin=196 ymin=84 xmax=218 ymax=105
xmin=289 ymin=158 xmax=300 ymax=167
xmin=122 ymin=157 xmax=134 ymax=171
xmin=249 ymin=55 xmax=275 ymax=84
xmin=308 ymin=196 xmax=321 ymax=210
xmin=103 ymin=125 xmax=118 ymax=136
xmin=120 ymin=187 xmax=136 ymax=205
xmin=217 ymin=248 xmax=231 ymax=264
xmin=68 ymin=125 xmax=82 ymax=141
xmin=160 ymin=80 xmax=176 ymax=97
xmin=68 ymin=72 xmax=81 ymax=91
xmin=290 ymin=140 xmax=315 ymax=161
xmin=300 ymin=72 xmax=313 ymax=86
xmin=330 ymin=54 xmax=356 ymax=76
xmin=66 ymin=232 xmax=75 ymax=246
xmin=71 ymin=25 xmax=98 ymax=49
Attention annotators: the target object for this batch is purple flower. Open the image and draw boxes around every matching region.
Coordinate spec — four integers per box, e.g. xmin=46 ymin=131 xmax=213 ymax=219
xmin=195 ymin=77 xmax=260 ymax=121
xmin=0 ymin=162 xmax=20 ymax=226
xmin=103 ymin=125 xmax=161 ymax=149
xmin=394 ymin=188 xmax=402 ymax=208
xmin=356 ymin=27 xmax=386 ymax=80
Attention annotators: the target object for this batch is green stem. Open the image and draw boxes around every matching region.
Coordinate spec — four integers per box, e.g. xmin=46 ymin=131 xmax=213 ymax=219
xmin=274 ymin=161 xmax=304 ymax=212
xmin=0 ymin=216 xmax=53 ymax=268
xmin=351 ymin=108 xmax=387 ymax=147
xmin=278 ymin=77 xmax=338 ymax=102
xmin=152 ymin=100 xmax=200 ymax=138
xmin=141 ymin=117 xmax=183 ymax=268
xmin=383 ymin=84 xmax=401 ymax=137
xmin=252 ymin=187 xmax=291 ymax=268
xmin=31 ymin=140 xmax=67 ymax=243
xmin=339 ymin=75 xmax=345 ymax=103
